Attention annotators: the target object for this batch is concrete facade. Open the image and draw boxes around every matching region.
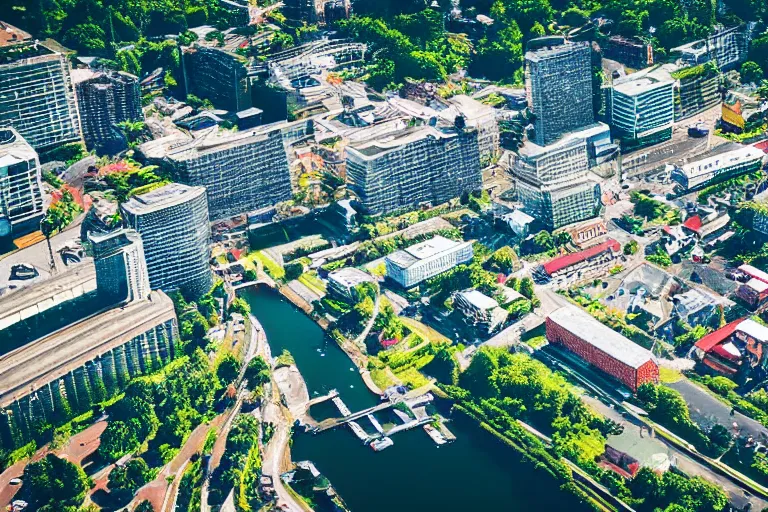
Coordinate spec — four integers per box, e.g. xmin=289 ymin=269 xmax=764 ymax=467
xmin=385 ymin=236 xmax=473 ymax=288
xmin=121 ymin=183 xmax=213 ymax=299
xmin=346 ymin=126 xmax=482 ymax=216
xmin=0 ymin=38 xmax=81 ymax=150
xmin=0 ymin=127 xmax=45 ymax=238
xmin=90 ymin=228 xmax=150 ymax=305
xmin=0 ymin=291 xmax=178 ymax=450
xmin=526 ymin=41 xmax=593 ymax=146
xmin=162 ymin=128 xmax=293 ymax=221
xmin=73 ymin=70 xmax=142 ymax=154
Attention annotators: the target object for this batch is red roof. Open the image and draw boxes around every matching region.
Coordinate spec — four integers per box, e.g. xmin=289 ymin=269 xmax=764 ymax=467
xmin=694 ymin=319 xmax=744 ymax=353
xmin=381 ymin=339 xmax=398 ymax=348
xmin=739 ymin=264 xmax=768 ymax=284
xmin=543 ymin=239 xmax=620 ymax=275
xmin=712 ymin=343 xmax=740 ymax=361
xmin=754 ymin=140 xmax=768 ymax=153
xmin=682 ymin=215 xmax=703 ymax=233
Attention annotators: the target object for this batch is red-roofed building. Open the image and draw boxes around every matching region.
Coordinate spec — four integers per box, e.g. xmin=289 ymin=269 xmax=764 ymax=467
xmin=694 ymin=318 xmax=768 ymax=376
xmin=534 ymin=239 xmax=621 ymax=284
xmin=682 ymin=215 xmax=703 ymax=233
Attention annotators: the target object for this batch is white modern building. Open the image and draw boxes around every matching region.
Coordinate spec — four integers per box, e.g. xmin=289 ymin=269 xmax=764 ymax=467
xmin=385 ymin=236 xmax=473 ymax=288
xmin=671 ymin=145 xmax=765 ymax=192
xmin=0 ymin=127 xmax=45 ymax=238
xmin=327 ymin=267 xmax=375 ymax=302
xmin=121 ymin=183 xmax=213 ymax=299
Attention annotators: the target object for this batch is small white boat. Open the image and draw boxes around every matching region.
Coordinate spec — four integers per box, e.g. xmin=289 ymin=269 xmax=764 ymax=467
xmin=370 ymin=437 xmax=394 ymax=451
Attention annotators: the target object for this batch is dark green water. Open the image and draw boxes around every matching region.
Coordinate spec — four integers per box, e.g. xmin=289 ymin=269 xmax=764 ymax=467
xmin=243 ymin=287 xmax=589 ymax=512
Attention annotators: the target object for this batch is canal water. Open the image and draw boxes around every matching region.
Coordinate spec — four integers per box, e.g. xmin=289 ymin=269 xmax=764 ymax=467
xmin=243 ymin=286 xmax=590 ymax=512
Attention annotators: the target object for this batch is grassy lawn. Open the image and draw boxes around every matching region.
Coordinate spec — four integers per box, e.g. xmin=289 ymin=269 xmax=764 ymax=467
xmin=525 ymin=336 xmax=548 ymax=350
xmin=370 ymin=368 xmax=397 ymax=390
xmin=659 ymin=367 xmax=683 ymax=384
xmin=298 ymin=271 xmax=327 ymax=295
xmin=254 ymin=251 xmax=285 ymax=280
xmin=393 ymin=367 xmax=431 ymax=388
xmin=400 ymin=317 xmax=451 ymax=344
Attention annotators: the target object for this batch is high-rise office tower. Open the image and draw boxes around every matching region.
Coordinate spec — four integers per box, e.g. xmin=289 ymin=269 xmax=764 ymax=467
xmin=526 ymin=40 xmax=593 ymax=146
xmin=513 ymin=136 xmax=601 ymax=229
xmin=0 ymin=22 xmax=81 ymax=151
xmin=121 ymin=183 xmax=213 ymax=299
xmin=90 ymin=228 xmax=150 ymax=305
xmin=73 ymin=69 xmax=142 ymax=154
xmin=0 ymin=127 xmax=45 ymax=238
xmin=158 ymin=127 xmax=293 ymax=221
xmin=346 ymin=125 xmax=482 ymax=216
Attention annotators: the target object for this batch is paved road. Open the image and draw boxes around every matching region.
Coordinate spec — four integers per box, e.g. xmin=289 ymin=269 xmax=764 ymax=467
xmin=668 ymin=379 xmax=768 ymax=443
xmin=0 ymin=420 xmax=107 ymax=508
xmin=586 ymin=395 xmax=766 ymax=511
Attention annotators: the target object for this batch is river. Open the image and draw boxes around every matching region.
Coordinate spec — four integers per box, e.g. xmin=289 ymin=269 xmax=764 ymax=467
xmin=243 ymin=286 xmax=591 ymax=512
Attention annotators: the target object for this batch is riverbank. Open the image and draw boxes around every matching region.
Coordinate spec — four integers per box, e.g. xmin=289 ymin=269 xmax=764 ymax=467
xmin=242 ymin=287 xmax=593 ymax=512
xmin=236 ymin=280 xmax=385 ymax=397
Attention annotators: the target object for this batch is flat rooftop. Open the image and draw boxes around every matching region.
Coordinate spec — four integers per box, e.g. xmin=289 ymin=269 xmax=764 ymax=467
xmin=328 ymin=267 xmax=373 ymax=288
xmin=0 ymin=290 xmax=176 ymax=407
xmin=0 ymin=263 xmax=97 ymax=329
xmin=346 ymin=125 xmax=457 ymax=160
xmin=548 ymin=305 xmax=654 ymax=369
xmin=121 ymin=182 xmax=205 ymax=215
xmin=457 ymin=289 xmax=498 ymax=310
xmin=386 ymin=236 xmax=470 ymax=270
xmin=0 ymin=127 xmax=37 ymax=165
xmin=679 ymin=145 xmax=764 ymax=178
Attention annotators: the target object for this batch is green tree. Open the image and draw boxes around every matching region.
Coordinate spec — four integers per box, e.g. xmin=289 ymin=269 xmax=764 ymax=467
xmin=624 ymin=240 xmax=639 ymax=255
xmin=108 ymin=457 xmax=152 ymax=501
xmin=486 ymin=246 xmax=518 ymax=274
xmin=741 ymin=61 xmax=765 ymax=84
xmin=216 ymin=353 xmax=240 ymax=385
xmin=244 ymin=356 xmax=271 ymax=388
xmin=22 ymin=454 xmax=89 ymax=508
xmin=99 ymin=420 xmax=140 ymax=461
xmin=228 ymin=297 xmax=251 ymax=317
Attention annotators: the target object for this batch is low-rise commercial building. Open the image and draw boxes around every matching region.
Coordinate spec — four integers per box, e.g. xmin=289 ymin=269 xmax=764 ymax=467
xmin=121 ymin=183 xmax=213 ymax=299
xmin=0 ymin=127 xmax=45 ymax=238
xmin=385 ymin=236 xmax=473 ymax=288
xmin=603 ymin=36 xmax=653 ymax=69
xmin=533 ymin=239 xmax=621 ymax=284
xmin=327 ymin=267 xmax=375 ymax=302
xmin=670 ymin=146 xmax=765 ymax=192
xmin=346 ymin=126 xmax=482 ymax=216
xmin=547 ymin=306 xmax=659 ymax=391
xmin=454 ymin=289 xmax=508 ymax=334
xmin=694 ymin=318 xmax=768 ymax=377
